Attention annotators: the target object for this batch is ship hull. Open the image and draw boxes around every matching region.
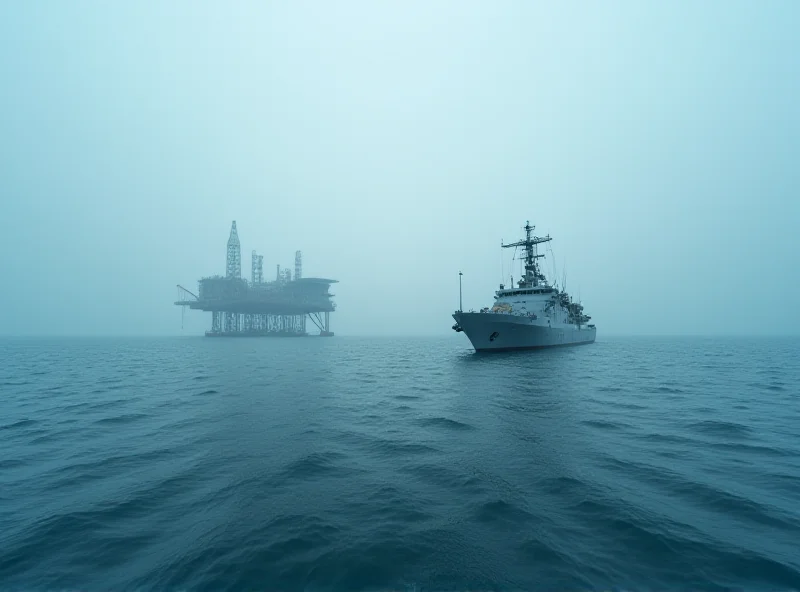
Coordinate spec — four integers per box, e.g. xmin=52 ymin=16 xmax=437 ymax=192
xmin=453 ymin=312 xmax=595 ymax=352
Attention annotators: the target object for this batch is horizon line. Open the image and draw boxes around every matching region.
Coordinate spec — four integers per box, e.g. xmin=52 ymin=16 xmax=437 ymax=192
xmin=1 ymin=333 xmax=799 ymax=339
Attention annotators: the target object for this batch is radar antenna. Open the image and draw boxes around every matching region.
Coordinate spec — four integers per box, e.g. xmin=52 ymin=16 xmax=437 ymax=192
xmin=501 ymin=220 xmax=552 ymax=288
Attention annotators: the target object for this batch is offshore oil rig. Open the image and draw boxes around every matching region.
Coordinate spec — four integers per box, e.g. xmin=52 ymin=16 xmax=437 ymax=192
xmin=175 ymin=221 xmax=337 ymax=337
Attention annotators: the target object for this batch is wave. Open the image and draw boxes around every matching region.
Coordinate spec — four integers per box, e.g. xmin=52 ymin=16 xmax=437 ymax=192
xmin=417 ymin=417 xmax=475 ymax=431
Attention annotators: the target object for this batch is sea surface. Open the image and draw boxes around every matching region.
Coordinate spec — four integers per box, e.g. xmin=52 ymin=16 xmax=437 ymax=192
xmin=1 ymin=335 xmax=799 ymax=591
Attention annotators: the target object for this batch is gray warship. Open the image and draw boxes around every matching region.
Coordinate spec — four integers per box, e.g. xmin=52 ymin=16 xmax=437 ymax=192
xmin=452 ymin=221 xmax=596 ymax=351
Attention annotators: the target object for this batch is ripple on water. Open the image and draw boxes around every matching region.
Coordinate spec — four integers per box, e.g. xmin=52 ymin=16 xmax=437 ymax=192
xmin=638 ymin=432 xmax=697 ymax=446
xmin=646 ymin=385 xmax=687 ymax=394
xmin=0 ymin=458 xmax=27 ymax=470
xmin=416 ymin=417 xmax=475 ymax=431
xmin=401 ymin=462 xmax=486 ymax=495
xmin=747 ymin=379 xmax=787 ymax=392
xmin=596 ymin=385 xmax=628 ymax=393
xmin=687 ymin=420 xmax=753 ymax=439
xmin=706 ymin=440 xmax=795 ymax=458
xmin=473 ymin=499 xmax=535 ymax=525
xmin=93 ymin=413 xmax=151 ymax=426
xmin=580 ymin=419 xmax=628 ymax=431
xmin=1 ymin=419 xmax=38 ymax=431
xmin=272 ymin=451 xmax=361 ymax=485
xmin=372 ymin=439 xmax=439 ymax=457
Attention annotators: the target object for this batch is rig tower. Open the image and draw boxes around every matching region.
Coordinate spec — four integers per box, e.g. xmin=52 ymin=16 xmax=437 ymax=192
xmin=226 ymin=222 xmax=241 ymax=279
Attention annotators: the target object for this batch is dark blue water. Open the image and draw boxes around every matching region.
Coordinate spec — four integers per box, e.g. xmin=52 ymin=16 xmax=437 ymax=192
xmin=1 ymin=336 xmax=799 ymax=591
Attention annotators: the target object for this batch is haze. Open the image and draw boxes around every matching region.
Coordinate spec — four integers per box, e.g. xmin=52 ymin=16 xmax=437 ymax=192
xmin=1 ymin=1 xmax=798 ymax=337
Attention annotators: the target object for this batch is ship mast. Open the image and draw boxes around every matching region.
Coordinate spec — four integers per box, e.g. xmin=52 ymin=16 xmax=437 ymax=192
xmin=501 ymin=221 xmax=551 ymax=288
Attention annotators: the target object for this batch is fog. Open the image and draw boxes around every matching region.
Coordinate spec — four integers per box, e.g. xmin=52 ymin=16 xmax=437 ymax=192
xmin=1 ymin=1 xmax=798 ymax=337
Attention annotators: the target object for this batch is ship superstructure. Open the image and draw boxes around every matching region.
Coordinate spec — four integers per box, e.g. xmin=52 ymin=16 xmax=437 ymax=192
xmin=452 ymin=221 xmax=595 ymax=351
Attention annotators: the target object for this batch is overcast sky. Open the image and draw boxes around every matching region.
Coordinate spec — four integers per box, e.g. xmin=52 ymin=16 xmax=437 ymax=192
xmin=1 ymin=1 xmax=798 ymax=336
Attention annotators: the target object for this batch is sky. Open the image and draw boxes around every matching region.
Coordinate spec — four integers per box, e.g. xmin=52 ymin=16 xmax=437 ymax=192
xmin=1 ymin=0 xmax=798 ymax=336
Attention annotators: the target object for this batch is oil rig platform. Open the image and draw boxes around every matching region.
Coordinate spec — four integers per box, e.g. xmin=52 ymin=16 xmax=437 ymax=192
xmin=175 ymin=221 xmax=337 ymax=337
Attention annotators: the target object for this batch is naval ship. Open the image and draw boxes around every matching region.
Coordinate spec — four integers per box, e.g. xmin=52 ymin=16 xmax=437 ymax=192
xmin=452 ymin=221 xmax=596 ymax=351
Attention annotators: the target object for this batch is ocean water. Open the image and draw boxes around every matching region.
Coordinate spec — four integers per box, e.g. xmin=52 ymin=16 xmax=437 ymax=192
xmin=1 ymin=335 xmax=799 ymax=592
